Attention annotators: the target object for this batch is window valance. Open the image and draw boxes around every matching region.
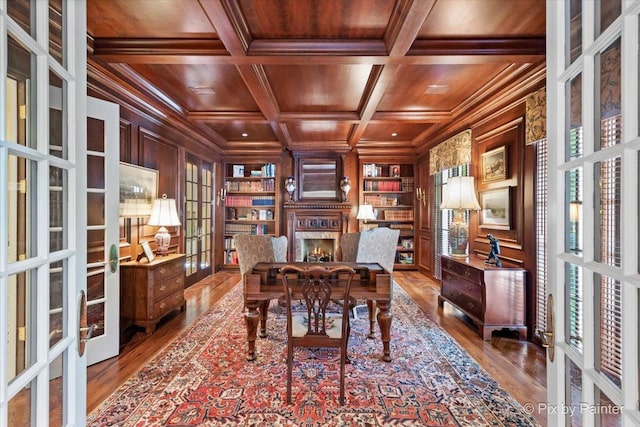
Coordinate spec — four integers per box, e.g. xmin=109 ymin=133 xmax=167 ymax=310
xmin=525 ymin=87 xmax=546 ymax=145
xmin=429 ymin=129 xmax=472 ymax=175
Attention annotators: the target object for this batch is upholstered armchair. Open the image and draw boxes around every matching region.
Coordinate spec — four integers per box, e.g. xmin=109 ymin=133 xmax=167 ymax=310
xmin=339 ymin=227 xmax=400 ymax=335
xmin=234 ymin=234 xmax=288 ymax=335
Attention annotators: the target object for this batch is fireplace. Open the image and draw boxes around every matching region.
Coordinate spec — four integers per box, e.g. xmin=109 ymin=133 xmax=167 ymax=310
xmin=284 ymin=202 xmax=352 ymax=262
xmin=301 ymin=238 xmax=335 ymax=262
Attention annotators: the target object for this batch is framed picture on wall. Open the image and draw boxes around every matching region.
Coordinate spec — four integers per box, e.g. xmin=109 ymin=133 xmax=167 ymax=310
xmin=481 ymin=145 xmax=507 ymax=183
xmin=479 ymin=187 xmax=511 ymax=230
xmin=119 ymin=162 xmax=158 ymax=217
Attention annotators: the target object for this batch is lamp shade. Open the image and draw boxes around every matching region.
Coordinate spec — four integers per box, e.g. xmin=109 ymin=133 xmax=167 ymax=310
xmin=440 ymin=176 xmax=480 ymax=210
xmin=147 ymin=195 xmax=181 ymax=227
xmin=356 ymin=204 xmax=376 ymax=221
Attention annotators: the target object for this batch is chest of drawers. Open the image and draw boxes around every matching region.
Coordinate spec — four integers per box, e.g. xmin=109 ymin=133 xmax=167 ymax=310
xmin=120 ymin=253 xmax=186 ymax=334
xmin=438 ymin=254 xmax=527 ymax=340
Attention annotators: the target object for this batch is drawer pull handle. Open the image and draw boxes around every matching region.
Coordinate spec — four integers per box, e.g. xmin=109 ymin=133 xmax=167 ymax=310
xmin=464 ymin=270 xmax=472 ymax=278
xmin=159 ymin=302 xmax=166 ymax=310
xmin=160 ymin=285 xmax=166 ymax=292
xmin=176 ymin=278 xmax=181 ymax=284
xmin=467 ymin=285 xmax=473 ymax=291
xmin=159 ymin=267 xmax=166 ymax=275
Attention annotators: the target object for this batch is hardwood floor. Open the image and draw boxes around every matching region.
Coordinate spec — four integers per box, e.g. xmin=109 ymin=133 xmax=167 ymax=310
xmin=87 ymin=269 xmax=547 ymax=425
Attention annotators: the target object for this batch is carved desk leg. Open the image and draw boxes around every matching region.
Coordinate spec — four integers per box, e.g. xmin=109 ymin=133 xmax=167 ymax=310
xmin=366 ymin=300 xmax=376 ymax=339
xmin=245 ymin=300 xmax=260 ymax=361
xmin=376 ymin=300 xmax=392 ymax=362
xmin=259 ymin=300 xmax=270 ymax=338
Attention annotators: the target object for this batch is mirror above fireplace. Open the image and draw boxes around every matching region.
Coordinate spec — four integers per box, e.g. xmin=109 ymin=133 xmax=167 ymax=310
xmin=295 ymin=154 xmax=342 ymax=202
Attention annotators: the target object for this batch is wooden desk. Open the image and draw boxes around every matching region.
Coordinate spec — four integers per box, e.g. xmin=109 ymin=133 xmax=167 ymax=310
xmin=245 ymin=262 xmax=393 ymax=362
xmin=438 ymin=254 xmax=527 ymax=340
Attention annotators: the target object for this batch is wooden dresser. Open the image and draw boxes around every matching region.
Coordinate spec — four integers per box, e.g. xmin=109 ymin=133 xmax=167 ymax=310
xmin=120 ymin=253 xmax=186 ymax=334
xmin=438 ymin=254 xmax=527 ymax=340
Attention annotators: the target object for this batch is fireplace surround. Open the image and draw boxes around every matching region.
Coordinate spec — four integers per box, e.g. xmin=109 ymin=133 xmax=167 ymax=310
xmin=284 ymin=202 xmax=351 ymax=262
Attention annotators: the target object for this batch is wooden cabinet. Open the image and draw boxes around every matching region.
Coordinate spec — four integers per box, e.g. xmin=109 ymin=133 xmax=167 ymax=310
xmin=222 ymin=162 xmax=279 ymax=267
xmin=359 ymin=162 xmax=416 ymax=270
xmin=120 ymin=254 xmax=186 ymax=334
xmin=438 ymin=254 xmax=527 ymax=340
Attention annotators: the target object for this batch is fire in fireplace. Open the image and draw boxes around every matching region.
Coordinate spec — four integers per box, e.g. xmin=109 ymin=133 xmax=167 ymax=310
xmin=301 ymin=238 xmax=334 ymax=262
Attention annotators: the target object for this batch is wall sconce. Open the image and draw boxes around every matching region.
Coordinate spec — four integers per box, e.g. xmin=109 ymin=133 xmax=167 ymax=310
xmin=415 ymin=187 xmax=426 ymax=205
xmin=340 ymin=176 xmax=351 ymax=203
xmin=216 ymin=188 xmax=227 ymax=206
xmin=285 ymin=176 xmax=296 ymax=204
xmin=440 ymin=176 xmax=480 ymax=258
xmin=147 ymin=194 xmax=182 ymax=256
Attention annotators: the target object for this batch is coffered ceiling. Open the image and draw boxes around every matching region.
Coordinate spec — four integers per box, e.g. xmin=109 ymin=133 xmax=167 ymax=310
xmin=86 ymin=0 xmax=546 ymax=157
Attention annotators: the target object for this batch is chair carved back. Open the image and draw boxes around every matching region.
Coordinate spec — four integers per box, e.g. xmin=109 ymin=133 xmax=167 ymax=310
xmin=280 ymin=264 xmax=355 ymax=405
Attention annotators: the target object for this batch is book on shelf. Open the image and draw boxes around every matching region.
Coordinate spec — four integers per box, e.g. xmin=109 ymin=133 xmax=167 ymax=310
xmin=384 ymin=209 xmax=414 ymax=220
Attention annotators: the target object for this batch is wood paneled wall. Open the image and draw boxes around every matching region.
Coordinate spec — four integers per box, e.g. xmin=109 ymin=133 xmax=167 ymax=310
xmin=416 ymin=93 xmax=542 ymax=341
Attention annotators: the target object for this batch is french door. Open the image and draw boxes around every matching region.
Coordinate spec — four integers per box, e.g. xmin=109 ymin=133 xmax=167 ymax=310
xmin=1 ymin=0 xmax=89 ymax=425
xmin=184 ymin=153 xmax=213 ymax=286
xmin=546 ymin=1 xmax=640 ymax=426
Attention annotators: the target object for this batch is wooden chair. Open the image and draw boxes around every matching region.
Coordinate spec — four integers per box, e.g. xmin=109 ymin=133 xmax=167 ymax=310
xmin=280 ymin=264 xmax=355 ymax=405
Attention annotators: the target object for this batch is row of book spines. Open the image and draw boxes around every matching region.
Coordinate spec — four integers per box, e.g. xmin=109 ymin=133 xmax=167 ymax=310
xmin=363 ymin=181 xmax=416 ymax=191
xmin=226 ymin=180 xmax=275 ymax=192
xmin=224 ymin=195 xmax=276 ymax=206
xmin=224 ymin=249 xmax=238 ymax=265
xmin=224 ymin=224 xmax=269 ymax=234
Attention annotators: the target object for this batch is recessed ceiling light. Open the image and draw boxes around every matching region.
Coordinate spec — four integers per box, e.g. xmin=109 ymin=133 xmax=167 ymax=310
xmin=391 ymin=132 xmax=398 ymax=137
xmin=188 ymin=86 xmax=216 ymax=95
xmin=242 ymin=133 xmax=248 ymax=137
xmin=424 ymin=84 xmax=449 ymax=94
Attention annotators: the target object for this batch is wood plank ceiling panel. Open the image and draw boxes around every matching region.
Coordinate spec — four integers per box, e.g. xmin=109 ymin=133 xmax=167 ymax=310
xmin=86 ymin=0 xmax=547 ymax=156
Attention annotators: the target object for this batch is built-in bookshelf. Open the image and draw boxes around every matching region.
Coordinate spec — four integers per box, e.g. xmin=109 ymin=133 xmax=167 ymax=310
xmin=223 ymin=162 xmax=278 ymax=267
xmin=360 ymin=162 xmax=416 ymax=270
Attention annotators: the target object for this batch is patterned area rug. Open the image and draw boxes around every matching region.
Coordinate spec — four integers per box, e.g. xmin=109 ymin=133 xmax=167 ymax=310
xmin=88 ymin=283 xmax=540 ymax=426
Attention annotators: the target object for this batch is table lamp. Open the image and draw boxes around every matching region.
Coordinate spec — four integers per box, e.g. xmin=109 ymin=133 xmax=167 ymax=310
xmin=356 ymin=204 xmax=376 ymax=230
xmin=147 ymin=194 xmax=181 ymax=256
xmin=440 ymin=176 xmax=480 ymax=257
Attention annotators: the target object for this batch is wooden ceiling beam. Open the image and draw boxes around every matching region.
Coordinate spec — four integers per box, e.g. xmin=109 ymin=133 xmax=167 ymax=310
xmin=384 ymin=0 xmax=436 ymax=57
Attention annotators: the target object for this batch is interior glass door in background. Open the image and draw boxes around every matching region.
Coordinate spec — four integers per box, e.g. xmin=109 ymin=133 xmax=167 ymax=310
xmin=185 ymin=154 xmax=213 ymax=286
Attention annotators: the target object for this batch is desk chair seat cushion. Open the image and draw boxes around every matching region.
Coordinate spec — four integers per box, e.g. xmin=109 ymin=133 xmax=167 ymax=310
xmin=291 ymin=313 xmax=344 ymax=339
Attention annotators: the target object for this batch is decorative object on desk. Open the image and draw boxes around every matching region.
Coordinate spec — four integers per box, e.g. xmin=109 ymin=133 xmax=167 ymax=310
xmin=285 ymin=176 xmax=296 ymax=203
xmin=139 ymin=241 xmax=155 ymax=262
xmin=119 ymin=162 xmax=158 ymax=217
xmin=440 ymin=176 xmax=480 ymax=257
xmin=339 ymin=176 xmax=351 ymax=202
xmin=485 ymin=234 xmax=502 ymax=267
xmin=147 ymin=194 xmax=181 ymax=256
xmin=216 ymin=187 xmax=226 ymax=206
xmin=481 ymin=145 xmax=507 ymax=183
xmin=88 ymin=283 xmax=540 ymax=426
xmin=415 ymin=187 xmax=426 ymax=205
xmin=479 ymin=187 xmax=511 ymax=230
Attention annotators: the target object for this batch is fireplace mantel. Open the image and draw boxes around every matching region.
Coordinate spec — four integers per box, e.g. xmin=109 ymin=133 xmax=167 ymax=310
xmin=284 ymin=202 xmax=352 ymax=262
